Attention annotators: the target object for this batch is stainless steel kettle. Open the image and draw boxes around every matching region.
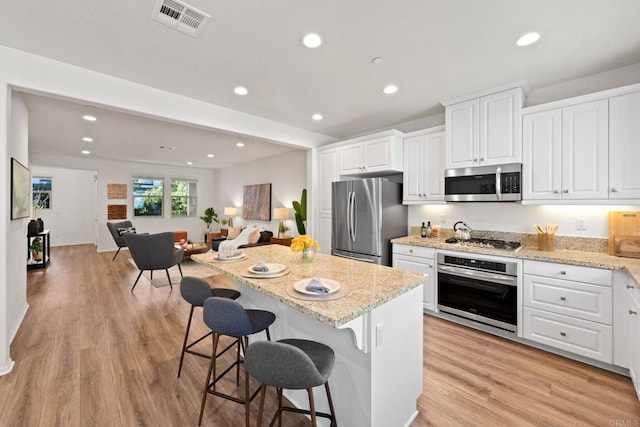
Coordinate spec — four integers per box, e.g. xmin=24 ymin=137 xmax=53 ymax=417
xmin=453 ymin=221 xmax=472 ymax=240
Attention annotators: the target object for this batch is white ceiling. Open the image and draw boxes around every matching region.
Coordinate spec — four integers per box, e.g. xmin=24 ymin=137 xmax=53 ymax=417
xmin=2 ymin=0 xmax=640 ymax=167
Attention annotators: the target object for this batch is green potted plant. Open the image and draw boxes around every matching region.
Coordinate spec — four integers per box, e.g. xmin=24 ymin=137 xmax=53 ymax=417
xmin=199 ymin=207 xmax=219 ymax=231
xmin=278 ymin=221 xmax=290 ymax=238
xmin=30 ymin=236 xmax=43 ymax=261
xmin=292 ymin=188 xmax=307 ymax=235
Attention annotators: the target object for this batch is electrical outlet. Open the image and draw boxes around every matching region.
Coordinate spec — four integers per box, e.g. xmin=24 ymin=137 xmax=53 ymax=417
xmin=376 ymin=323 xmax=384 ymax=346
xmin=576 ymin=217 xmax=586 ymax=231
xmin=440 ymin=213 xmax=446 ymax=225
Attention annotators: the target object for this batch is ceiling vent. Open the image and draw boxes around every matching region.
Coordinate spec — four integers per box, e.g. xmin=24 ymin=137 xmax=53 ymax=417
xmin=152 ymin=0 xmax=210 ymax=37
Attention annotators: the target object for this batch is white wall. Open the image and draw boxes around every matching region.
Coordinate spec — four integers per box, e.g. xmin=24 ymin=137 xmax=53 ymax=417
xmin=212 ymin=149 xmax=307 ymax=236
xmin=408 ymin=203 xmax=639 ymax=238
xmin=30 ymin=166 xmax=96 ymax=246
xmin=2 ymin=91 xmax=30 ymax=374
xmin=30 ymin=153 xmax=216 ymax=251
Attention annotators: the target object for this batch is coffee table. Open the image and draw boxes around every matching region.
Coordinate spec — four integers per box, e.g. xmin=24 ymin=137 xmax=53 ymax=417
xmin=176 ymin=242 xmax=210 ymax=260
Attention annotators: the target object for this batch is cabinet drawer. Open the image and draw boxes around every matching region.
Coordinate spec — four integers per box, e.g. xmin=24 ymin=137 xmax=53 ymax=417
xmin=524 ymin=274 xmax=612 ymax=324
xmin=523 ymin=307 xmax=612 ymax=363
xmin=524 ymin=260 xmax=612 ymax=286
xmin=392 ymin=244 xmax=435 ymax=259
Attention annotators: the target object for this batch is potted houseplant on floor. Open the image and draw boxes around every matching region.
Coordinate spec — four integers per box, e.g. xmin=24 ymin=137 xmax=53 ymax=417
xmin=200 ymin=207 xmax=219 ymax=232
xmin=30 ymin=236 xmax=43 ymax=261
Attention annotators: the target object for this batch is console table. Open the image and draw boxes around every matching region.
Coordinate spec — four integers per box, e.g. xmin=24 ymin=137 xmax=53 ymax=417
xmin=270 ymin=236 xmax=292 ymax=246
xmin=27 ymin=229 xmax=50 ymax=269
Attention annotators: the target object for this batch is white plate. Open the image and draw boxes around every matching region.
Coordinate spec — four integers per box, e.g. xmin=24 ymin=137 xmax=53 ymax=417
xmin=249 ymin=263 xmax=286 ymax=275
xmin=293 ymin=278 xmax=341 ymax=295
xmin=216 ymin=252 xmax=245 ymax=261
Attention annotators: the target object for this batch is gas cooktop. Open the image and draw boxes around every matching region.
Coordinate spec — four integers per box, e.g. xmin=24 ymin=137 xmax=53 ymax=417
xmin=444 ymin=237 xmax=522 ymax=252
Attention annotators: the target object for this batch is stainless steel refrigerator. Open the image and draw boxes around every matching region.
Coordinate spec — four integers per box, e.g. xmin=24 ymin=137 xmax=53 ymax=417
xmin=331 ymin=178 xmax=407 ymax=266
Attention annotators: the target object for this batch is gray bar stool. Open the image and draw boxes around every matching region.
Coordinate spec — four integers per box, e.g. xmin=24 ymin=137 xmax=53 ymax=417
xmin=177 ymin=276 xmax=241 ymax=378
xmin=244 ymin=339 xmax=337 ymax=427
xmin=199 ymin=297 xmax=276 ymax=427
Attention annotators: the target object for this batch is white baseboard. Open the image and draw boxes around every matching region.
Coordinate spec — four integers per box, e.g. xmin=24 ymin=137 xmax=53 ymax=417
xmin=9 ymin=303 xmax=29 ymax=344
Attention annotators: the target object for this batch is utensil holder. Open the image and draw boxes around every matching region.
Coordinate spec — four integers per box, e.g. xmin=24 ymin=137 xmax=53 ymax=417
xmin=537 ymin=233 xmax=555 ymax=251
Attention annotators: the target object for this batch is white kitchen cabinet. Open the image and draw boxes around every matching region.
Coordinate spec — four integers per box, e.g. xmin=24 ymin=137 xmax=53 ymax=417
xmin=444 ymin=85 xmax=525 ymax=169
xmin=403 ymin=128 xmax=444 ymax=203
xmin=629 ymin=282 xmax=640 ymax=400
xmin=338 ymin=130 xmax=404 ymax=175
xmin=522 ymin=99 xmax=608 ymax=200
xmin=392 ymin=244 xmax=436 ymax=312
xmin=523 ymin=260 xmax=613 ymax=363
xmin=609 ymin=90 xmax=640 ymax=199
xmin=613 ymin=270 xmax=633 ymax=369
xmin=315 ymin=147 xmax=340 ymax=254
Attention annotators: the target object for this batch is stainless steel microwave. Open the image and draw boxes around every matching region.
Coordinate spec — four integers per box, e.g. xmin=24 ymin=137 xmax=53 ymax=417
xmin=444 ymin=163 xmax=522 ymax=202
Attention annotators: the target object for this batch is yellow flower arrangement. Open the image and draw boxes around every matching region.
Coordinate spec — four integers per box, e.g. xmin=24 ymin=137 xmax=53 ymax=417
xmin=290 ymin=235 xmax=320 ymax=261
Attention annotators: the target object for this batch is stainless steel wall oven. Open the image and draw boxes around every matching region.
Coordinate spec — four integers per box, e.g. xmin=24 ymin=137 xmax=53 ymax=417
xmin=437 ymin=252 xmax=518 ymax=332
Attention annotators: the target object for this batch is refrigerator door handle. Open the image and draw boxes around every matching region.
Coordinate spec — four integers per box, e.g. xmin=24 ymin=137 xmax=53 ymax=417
xmin=349 ymin=191 xmax=355 ymax=242
xmin=346 ymin=191 xmax=352 ymax=241
xmin=333 ymin=252 xmax=376 ymax=263
xmin=351 ymin=191 xmax=357 ymax=242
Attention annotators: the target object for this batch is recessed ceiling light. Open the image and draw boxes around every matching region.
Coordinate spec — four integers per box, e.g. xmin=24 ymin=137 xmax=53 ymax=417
xmin=234 ymin=86 xmax=248 ymax=95
xmin=515 ymin=32 xmax=541 ymax=47
xmin=312 ymin=113 xmax=323 ymax=121
xmin=383 ymin=84 xmax=398 ymax=95
xmin=371 ymin=57 xmax=383 ymax=64
xmin=207 ymin=154 xmax=214 ymax=158
xmin=186 ymin=161 xmax=194 ymax=165
xmin=82 ymin=137 xmax=93 ymax=142
xmin=81 ymin=150 xmax=90 ymax=155
xmin=236 ymin=142 xmax=245 ymax=148
xmin=82 ymin=115 xmax=97 ymax=122
xmin=302 ymin=33 xmax=322 ymax=48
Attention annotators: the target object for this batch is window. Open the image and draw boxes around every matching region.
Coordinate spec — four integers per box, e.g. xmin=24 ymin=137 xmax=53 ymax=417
xmin=171 ymin=179 xmax=197 ymax=217
xmin=133 ymin=177 xmax=163 ymax=217
xmin=32 ymin=177 xmax=52 ymax=209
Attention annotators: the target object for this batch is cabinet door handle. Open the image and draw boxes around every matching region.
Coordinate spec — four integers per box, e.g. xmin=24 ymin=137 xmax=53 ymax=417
xmin=563 ymin=189 xmax=569 ymax=193
xmin=480 ymin=157 xmax=485 ymax=161
xmin=560 ymin=331 xmax=567 ymax=337
xmin=627 ymin=285 xmax=635 ymax=289
xmin=611 ymin=188 xmax=618 ymax=193
xmin=630 ymin=310 xmax=638 ymax=316
xmin=560 ymin=270 xmax=567 ymax=275
xmin=426 ymin=264 xmax=433 ymax=268
xmin=473 ymin=158 xmax=478 ymax=162
xmin=560 ymin=296 xmax=566 ymax=301
xmin=553 ymin=190 xmax=560 ymax=194
xmin=409 ymin=249 xmax=413 ymax=253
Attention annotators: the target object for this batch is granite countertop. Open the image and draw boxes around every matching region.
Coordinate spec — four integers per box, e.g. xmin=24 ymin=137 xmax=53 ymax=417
xmin=191 ymin=245 xmax=424 ymax=328
xmin=391 ymin=236 xmax=640 ymax=285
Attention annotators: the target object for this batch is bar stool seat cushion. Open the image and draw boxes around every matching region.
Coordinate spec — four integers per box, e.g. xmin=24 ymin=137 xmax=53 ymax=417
xmin=181 ymin=276 xmax=241 ymax=306
xmin=203 ymin=297 xmax=275 ymax=338
xmin=245 ymin=339 xmax=335 ymax=390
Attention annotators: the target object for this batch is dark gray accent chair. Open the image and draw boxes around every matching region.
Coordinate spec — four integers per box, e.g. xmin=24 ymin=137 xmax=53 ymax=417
xmin=124 ymin=231 xmax=184 ymax=292
xmin=198 ymin=297 xmax=276 ymax=426
xmin=106 ymin=220 xmax=135 ymax=261
xmin=244 ymin=339 xmax=337 ymax=427
xmin=177 ymin=277 xmax=241 ymax=378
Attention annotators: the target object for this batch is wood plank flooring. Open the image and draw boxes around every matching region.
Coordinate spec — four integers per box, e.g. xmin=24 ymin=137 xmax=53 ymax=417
xmin=1 ymin=244 xmax=639 ymax=426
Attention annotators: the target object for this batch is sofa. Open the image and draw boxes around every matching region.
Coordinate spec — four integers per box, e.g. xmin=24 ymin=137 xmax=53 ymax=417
xmin=211 ymin=230 xmax=273 ymax=251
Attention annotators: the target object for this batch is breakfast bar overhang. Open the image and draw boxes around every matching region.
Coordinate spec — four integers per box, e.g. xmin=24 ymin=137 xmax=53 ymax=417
xmin=193 ymin=245 xmax=425 ymax=427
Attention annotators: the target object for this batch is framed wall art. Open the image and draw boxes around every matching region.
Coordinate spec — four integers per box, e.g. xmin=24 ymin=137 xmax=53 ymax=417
xmin=11 ymin=157 xmax=31 ymax=220
xmin=242 ymin=183 xmax=272 ymax=221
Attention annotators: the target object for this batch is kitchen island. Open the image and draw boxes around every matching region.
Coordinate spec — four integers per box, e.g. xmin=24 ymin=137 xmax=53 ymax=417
xmin=192 ymin=244 xmax=425 ymax=427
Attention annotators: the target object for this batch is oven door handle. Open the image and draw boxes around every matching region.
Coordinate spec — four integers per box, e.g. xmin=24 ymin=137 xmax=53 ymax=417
xmin=438 ymin=265 xmax=517 ymax=286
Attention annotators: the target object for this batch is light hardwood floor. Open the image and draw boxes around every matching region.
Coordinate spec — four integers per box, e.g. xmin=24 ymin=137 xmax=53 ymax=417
xmin=1 ymin=244 xmax=639 ymax=426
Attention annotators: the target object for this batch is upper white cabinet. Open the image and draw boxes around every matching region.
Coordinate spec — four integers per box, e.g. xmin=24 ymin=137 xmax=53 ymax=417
xmin=609 ymin=90 xmax=640 ymax=199
xmin=403 ymin=127 xmax=445 ymax=204
xmin=443 ymin=83 xmax=526 ymax=169
xmin=523 ymin=100 xmax=609 ymax=200
xmin=338 ymin=130 xmax=404 ymax=175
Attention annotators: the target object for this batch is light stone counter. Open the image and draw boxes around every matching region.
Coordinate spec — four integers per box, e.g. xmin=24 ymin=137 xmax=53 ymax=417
xmin=192 ymin=244 xmax=424 ymax=327
xmin=193 ymin=244 xmax=425 ymax=427
xmin=391 ymin=236 xmax=640 ymax=285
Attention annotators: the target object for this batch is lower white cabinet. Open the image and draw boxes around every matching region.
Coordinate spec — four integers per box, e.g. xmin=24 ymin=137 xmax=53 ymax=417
xmin=392 ymin=244 xmax=436 ymax=312
xmin=629 ymin=279 xmax=640 ymax=399
xmin=523 ymin=260 xmax=613 ymax=363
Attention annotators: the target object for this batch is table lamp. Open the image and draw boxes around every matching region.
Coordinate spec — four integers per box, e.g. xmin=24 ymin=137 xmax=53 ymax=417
xmin=224 ymin=206 xmax=237 ymax=228
xmin=274 ymin=208 xmax=290 ymax=237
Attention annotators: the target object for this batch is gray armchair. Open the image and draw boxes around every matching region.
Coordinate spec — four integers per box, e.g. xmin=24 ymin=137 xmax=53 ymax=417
xmin=124 ymin=232 xmax=184 ymax=292
xmin=106 ymin=220 xmax=135 ymax=261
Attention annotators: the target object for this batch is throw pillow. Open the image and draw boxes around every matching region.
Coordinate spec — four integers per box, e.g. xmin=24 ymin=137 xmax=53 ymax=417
xmin=227 ymin=226 xmax=242 ymax=240
xmin=248 ymin=228 xmax=261 ymax=244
